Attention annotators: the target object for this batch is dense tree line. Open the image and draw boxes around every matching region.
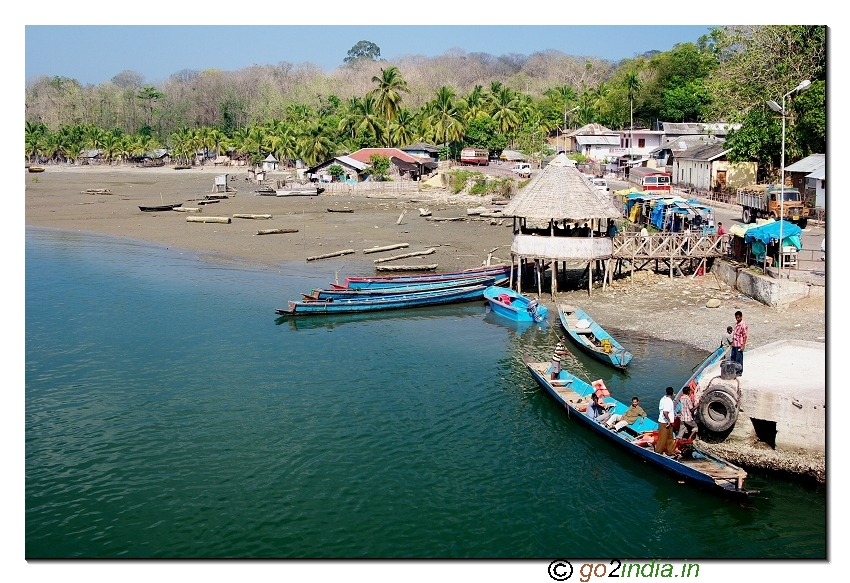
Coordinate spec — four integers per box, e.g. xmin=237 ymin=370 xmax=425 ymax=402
xmin=25 ymin=26 xmax=825 ymax=179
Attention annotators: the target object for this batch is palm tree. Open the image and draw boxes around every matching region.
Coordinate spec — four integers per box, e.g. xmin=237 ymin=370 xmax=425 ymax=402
xmin=461 ymin=85 xmax=487 ymax=120
xmin=368 ymin=66 xmax=410 ymax=144
xmin=422 ymin=86 xmax=466 ymax=149
xmin=351 ymin=95 xmax=385 ymax=146
xmin=490 ymin=87 xmax=522 ymax=135
xmin=388 ymin=109 xmax=418 ymax=148
xmin=624 ymin=72 xmax=642 ymax=159
xmin=297 ymin=120 xmax=334 ymax=166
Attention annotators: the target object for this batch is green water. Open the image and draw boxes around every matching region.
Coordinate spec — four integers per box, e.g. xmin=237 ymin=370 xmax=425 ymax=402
xmin=25 ymin=228 xmax=825 ymax=558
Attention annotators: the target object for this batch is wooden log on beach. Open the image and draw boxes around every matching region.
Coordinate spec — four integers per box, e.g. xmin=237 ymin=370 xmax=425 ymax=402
xmin=197 ymin=199 xmax=220 ymax=206
xmin=82 ymin=189 xmax=113 ymax=195
xmin=306 ymin=249 xmax=356 ymax=261
xmin=173 ymin=207 xmax=201 ymax=213
xmin=363 ymin=243 xmax=409 ymax=254
xmin=327 ymin=208 xmax=353 ymax=213
xmin=233 ymin=214 xmax=272 ymax=220
xmin=375 ymin=264 xmax=438 ymax=272
xmin=257 ymin=228 xmax=299 ymax=235
xmin=373 ymin=248 xmax=436 ymax=264
xmin=187 ymin=216 xmax=231 ymax=224
xmin=425 ymin=216 xmax=465 ymax=222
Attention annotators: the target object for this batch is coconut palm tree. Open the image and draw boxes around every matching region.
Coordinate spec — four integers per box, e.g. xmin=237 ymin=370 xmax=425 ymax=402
xmin=461 ymin=85 xmax=487 ymax=120
xmin=388 ymin=109 xmax=418 ymax=148
xmin=624 ymin=72 xmax=642 ymax=159
xmin=368 ymin=66 xmax=410 ymax=143
xmin=297 ymin=120 xmax=334 ymax=166
xmin=489 ymin=87 xmax=522 ymax=135
xmin=422 ymin=86 xmax=465 ymax=149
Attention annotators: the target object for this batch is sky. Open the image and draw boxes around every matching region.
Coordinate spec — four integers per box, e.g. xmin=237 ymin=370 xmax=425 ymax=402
xmin=25 ymin=24 xmax=718 ymax=86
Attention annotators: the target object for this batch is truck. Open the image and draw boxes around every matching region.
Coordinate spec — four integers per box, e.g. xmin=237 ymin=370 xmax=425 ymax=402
xmin=737 ymin=184 xmax=809 ymax=229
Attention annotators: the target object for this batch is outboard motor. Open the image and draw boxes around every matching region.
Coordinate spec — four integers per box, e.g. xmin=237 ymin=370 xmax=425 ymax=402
xmin=527 ymin=299 xmax=544 ymax=323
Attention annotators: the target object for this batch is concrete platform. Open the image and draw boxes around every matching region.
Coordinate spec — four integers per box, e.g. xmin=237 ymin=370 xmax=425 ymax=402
xmin=697 ymin=339 xmax=825 ymax=455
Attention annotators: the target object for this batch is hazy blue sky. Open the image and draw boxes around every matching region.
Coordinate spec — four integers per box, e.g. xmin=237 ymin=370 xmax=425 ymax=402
xmin=25 ymin=25 xmax=717 ymax=86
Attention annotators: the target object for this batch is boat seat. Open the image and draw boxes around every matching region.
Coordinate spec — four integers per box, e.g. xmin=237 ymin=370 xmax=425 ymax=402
xmin=629 ymin=417 xmax=656 ymax=434
xmin=571 ymin=327 xmax=592 ymax=335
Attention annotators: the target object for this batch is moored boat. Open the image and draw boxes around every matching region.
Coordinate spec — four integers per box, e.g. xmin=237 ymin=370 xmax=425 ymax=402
xmin=523 ymin=357 xmax=755 ymax=500
xmin=276 ymin=284 xmax=488 ymax=316
xmin=483 ymin=286 xmax=546 ymax=322
xmin=305 ymin=276 xmax=506 ymax=301
xmin=139 ymin=203 xmax=183 ymax=212
xmin=275 ymin=186 xmax=325 ymax=196
xmin=340 ymin=264 xmax=511 ymax=289
xmin=558 ymin=304 xmax=632 ymax=370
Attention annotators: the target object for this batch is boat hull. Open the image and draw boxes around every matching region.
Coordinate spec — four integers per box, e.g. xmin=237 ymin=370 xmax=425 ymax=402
xmin=308 ymin=276 xmax=505 ymax=300
xmin=524 ymin=360 xmax=753 ymax=499
xmin=139 ymin=203 xmax=183 ymax=212
xmin=342 ymin=265 xmax=511 ymax=289
xmin=275 ymin=187 xmax=324 ymax=196
xmin=558 ymin=304 xmax=632 ymax=369
xmin=483 ymin=286 xmax=547 ymax=322
xmin=277 ymin=284 xmax=488 ymax=316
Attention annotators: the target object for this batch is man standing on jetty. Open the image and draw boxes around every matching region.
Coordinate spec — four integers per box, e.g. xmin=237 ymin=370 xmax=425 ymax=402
xmin=731 ymin=310 xmax=748 ymax=375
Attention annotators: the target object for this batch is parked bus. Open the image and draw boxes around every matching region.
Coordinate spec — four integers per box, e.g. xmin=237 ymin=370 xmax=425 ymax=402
xmin=628 ymin=166 xmax=671 ymax=193
xmin=460 ymin=148 xmax=489 ymax=166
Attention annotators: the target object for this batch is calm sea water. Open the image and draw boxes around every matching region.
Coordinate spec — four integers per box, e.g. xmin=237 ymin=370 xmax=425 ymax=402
xmin=25 ymin=227 xmax=825 ymax=558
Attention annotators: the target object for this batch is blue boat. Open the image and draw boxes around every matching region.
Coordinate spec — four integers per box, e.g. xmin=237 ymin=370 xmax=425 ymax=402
xmin=558 ymin=304 xmax=632 ymax=370
xmin=276 ymin=284 xmax=489 ymax=316
xmin=340 ymin=264 xmax=511 ymax=289
xmin=523 ymin=357 xmax=754 ymax=500
xmin=483 ymin=286 xmax=547 ymax=322
xmin=306 ymin=276 xmax=506 ymax=301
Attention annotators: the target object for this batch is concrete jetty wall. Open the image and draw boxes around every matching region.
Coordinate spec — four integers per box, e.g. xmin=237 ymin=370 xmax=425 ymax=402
xmin=713 ymin=260 xmax=814 ymax=307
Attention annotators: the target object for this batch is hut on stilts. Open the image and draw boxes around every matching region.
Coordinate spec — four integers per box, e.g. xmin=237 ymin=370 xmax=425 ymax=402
xmin=501 ymin=153 xmax=622 ymax=297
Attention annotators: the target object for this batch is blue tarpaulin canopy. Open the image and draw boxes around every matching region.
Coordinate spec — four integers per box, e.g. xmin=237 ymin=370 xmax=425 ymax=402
xmin=743 ymin=220 xmax=802 ymax=248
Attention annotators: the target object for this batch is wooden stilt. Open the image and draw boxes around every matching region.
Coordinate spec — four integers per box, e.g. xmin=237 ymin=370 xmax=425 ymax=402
xmin=588 ymin=261 xmax=592 ymax=296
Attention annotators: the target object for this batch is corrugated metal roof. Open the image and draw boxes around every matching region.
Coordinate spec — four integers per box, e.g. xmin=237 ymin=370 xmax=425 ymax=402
xmin=807 ymin=166 xmax=825 ymax=180
xmin=334 ymin=155 xmax=369 ymax=171
xmin=576 ymin=135 xmax=620 ymax=146
xmin=675 ymin=143 xmax=730 ymax=161
xmin=785 ymin=154 xmax=825 ymax=173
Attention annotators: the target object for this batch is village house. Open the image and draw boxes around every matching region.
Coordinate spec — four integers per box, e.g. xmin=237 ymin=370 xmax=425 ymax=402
xmin=262 ymin=154 xmax=279 ymax=172
xmin=307 ymin=155 xmax=370 ymax=182
xmin=401 ymin=142 xmax=440 ymax=163
xmin=672 ymin=142 xmax=758 ymax=192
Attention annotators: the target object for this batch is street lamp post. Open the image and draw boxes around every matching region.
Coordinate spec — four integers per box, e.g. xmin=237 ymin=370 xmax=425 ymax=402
xmin=767 ymin=79 xmax=811 ymax=273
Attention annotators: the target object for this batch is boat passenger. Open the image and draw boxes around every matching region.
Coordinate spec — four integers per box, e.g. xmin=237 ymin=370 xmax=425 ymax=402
xmin=550 ymin=336 xmax=570 ymax=380
xmin=655 ymin=387 xmax=677 ymax=456
xmin=604 ymin=397 xmax=647 ymax=432
xmin=720 ymin=326 xmax=734 ymax=349
xmin=675 ymin=386 xmax=698 ymax=440
xmin=585 ymin=393 xmax=612 ymax=424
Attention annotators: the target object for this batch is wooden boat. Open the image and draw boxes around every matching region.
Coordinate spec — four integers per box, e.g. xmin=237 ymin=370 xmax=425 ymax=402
xmin=558 ymin=304 xmax=632 ymax=370
xmin=275 ymin=186 xmax=325 ymax=196
xmin=28 ymin=166 xmax=45 ymax=173
xmin=340 ymin=265 xmax=511 ymax=289
xmin=483 ymin=286 xmax=547 ymax=322
xmin=305 ymin=276 xmax=506 ymax=301
xmin=138 ymin=203 xmax=183 ymax=212
xmin=276 ymin=284 xmax=488 ymax=316
xmin=523 ymin=357 xmax=755 ymax=500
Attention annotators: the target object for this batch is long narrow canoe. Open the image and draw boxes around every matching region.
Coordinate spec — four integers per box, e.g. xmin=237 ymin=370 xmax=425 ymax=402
xmin=483 ymin=286 xmax=547 ymax=322
xmin=275 ymin=186 xmax=325 ymax=196
xmin=340 ymin=265 xmax=511 ymax=289
xmin=305 ymin=276 xmax=506 ymax=300
xmin=276 ymin=284 xmax=488 ymax=316
xmin=523 ymin=358 xmax=755 ymax=500
xmin=139 ymin=203 xmax=183 ymax=212
xmin=558 ymin=304 xmax=632 ymax=370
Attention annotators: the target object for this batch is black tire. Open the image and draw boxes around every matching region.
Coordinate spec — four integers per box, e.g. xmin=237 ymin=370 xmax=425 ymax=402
xmin=797 ymin=218 xmax=808 ymax=229
xmin=742 ymin=208 xmax=752 ymax=223
xmin=697 ymin=389 xmax=739 ymax=433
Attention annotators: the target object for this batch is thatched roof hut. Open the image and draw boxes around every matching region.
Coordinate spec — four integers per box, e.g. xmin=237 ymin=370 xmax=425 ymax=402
xmin=502 ymin=154 xmax=619 ymax=222
xmin=502 ymin=154 xmax=622 ymax=296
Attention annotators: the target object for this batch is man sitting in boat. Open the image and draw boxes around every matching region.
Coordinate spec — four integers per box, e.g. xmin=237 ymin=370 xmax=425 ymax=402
xmin=585 ymin=393 xmax=612 ymax=424
xmin=604 ymin=397 xmax=648 ymax=433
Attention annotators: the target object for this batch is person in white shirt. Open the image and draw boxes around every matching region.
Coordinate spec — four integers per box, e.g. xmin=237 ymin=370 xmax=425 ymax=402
xmin=655 ymin=386 xmax=676 ymax=456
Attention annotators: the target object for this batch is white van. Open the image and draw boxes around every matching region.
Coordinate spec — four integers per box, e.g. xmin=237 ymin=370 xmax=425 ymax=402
xmin=511 ymin=163 xmax=532 ymax=178
xmin=591 ymin=178 xmax=609 ymax=192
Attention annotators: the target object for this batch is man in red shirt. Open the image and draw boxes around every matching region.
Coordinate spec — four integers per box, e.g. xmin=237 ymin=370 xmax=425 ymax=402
xmin=717 ymin=222 xmax=726 ymax=236
xmin=731 ymin=310 xmax=748 ymax=375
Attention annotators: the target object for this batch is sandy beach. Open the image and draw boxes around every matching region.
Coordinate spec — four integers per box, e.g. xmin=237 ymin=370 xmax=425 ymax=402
xmin=24 ymin=164 xmax=826 ymax=352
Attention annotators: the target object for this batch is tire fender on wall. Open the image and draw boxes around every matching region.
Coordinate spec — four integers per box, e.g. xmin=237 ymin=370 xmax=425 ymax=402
xmin=697 ymin=389 xmax=739 ymax=433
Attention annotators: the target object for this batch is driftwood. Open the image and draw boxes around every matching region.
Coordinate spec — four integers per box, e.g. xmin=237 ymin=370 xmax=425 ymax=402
xmin=396 ymin=210 xmax=407 ymax=225
xmin=373 ymin=248 xmax=436 ymax=264
xmin=173 ymin=207 xmax=201 ymax=213
xmin=375 ymin=264 xmax=438 ymax=272
xmin=327 ymin=208 xmax=353 ymax=213
xmin=197 ymin=199 xmax=220 ymax=206
xmin=82 ymin=189 xmax=113 ymax=195
xmin=233 ymin=214 xmax=272 ymax=220
xmin=306 ymin=249 xmax=356 ymax=261
xmin=363 ymin=243 xmax=409 ymax=254
xmin=187 ymin=216 xmax=231 ymax=224
xmin=205 ymin=194 xmax=229 ymax=200
xmin=426 ymin=216 xmax=465 ymax=222
xmin=418 ymin=208 xmax=431 ymax=217
xmin=466 ymin=206 xmax=488 ymax=216
xmin=257 ymin=228 xmax=298 ymax=235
